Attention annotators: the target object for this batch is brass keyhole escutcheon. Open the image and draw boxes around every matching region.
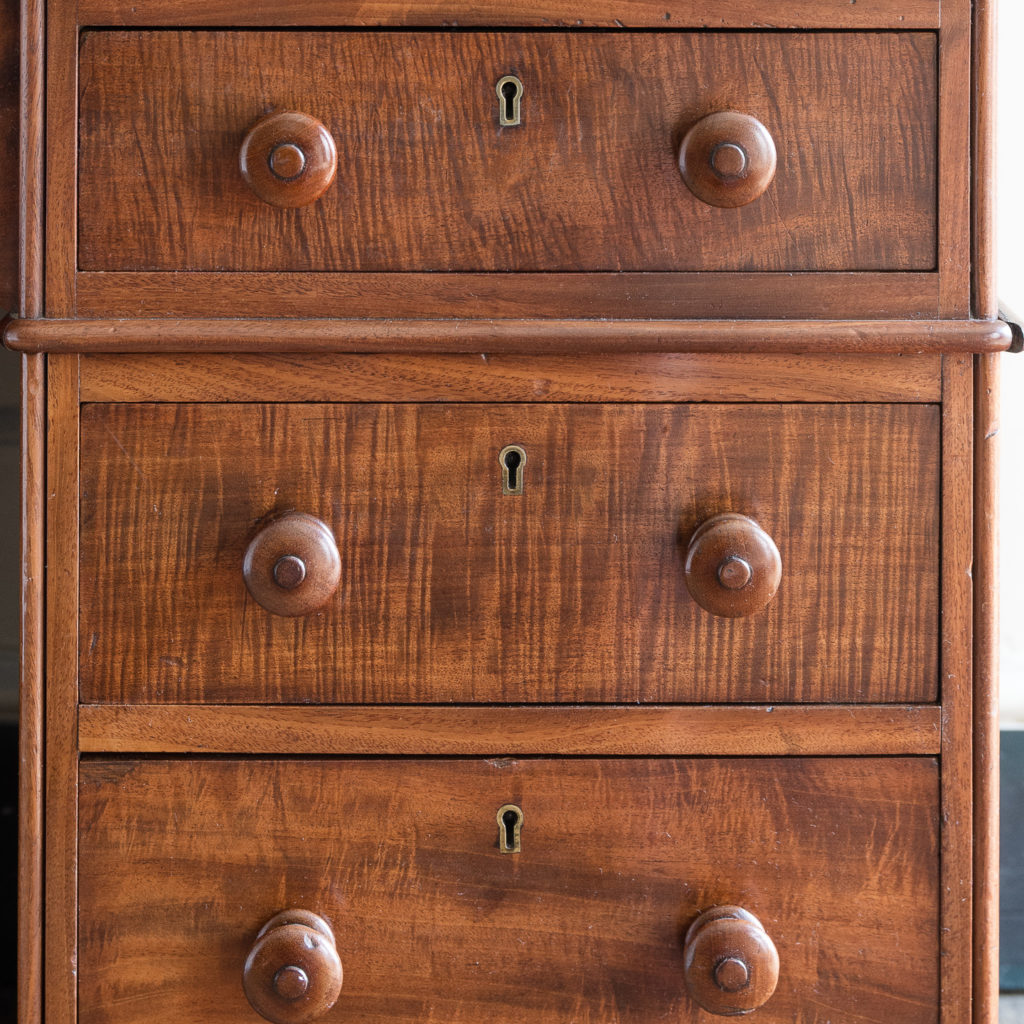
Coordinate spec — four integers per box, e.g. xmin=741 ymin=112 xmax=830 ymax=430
xmin=497 ymin=804 xmax=524 ymax=853
xmin=499 ymin=444 xmax=527 ymax=495
xmin=496 ymin=75 xmax=524 ymax=127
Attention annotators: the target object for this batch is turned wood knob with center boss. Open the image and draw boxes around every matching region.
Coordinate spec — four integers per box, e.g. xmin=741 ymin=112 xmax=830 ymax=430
xmin=242 ymin=512 xmax=341 ymax=616
xmin=239 ymin=111 xmax=338 ymax=208
xmin=243 ymin=910 xmax=343 ymax=1024
xmin=683 ymin=906 xmax=780 ymax=1016
xmin=684 ymin=513 xmax=782 ymax=618
xmin=678 ymin=111 xmax=777 ymax=208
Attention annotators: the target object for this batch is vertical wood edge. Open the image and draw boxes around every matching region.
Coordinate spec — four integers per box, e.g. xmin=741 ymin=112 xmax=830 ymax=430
xmin=44 ymin=355 xmax=79 ymax=1024
xmin=44 ymin=2 xmax=75 ymax=316
xmin=973 ymin=353 xmax=1000 ymax=1024
xmin=972 ymin=0 xmax=997 ymax=319
xmin=938 ymin=1 xmax=973 ymax=316
xmin=941 ymin=353 xmax=974 ymax=1024
xmin=19 ymin=0 xmax=43 ymax=317
xmin=18 ymin=355 xmax=44 ymax=1024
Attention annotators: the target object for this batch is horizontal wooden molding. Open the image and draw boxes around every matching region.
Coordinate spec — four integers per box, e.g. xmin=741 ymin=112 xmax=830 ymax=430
xmin=75 ymin=0 xmax=942 ymax=28
xmin=75 ymin=271 xmax=941 ymax=319
xmin=78 ymin=352 xmax=943 ymax=404
xmin=78 ymin=704 xmax=942 ymax=757
xmin=5 ymin=318 xmax=1014 ymax=355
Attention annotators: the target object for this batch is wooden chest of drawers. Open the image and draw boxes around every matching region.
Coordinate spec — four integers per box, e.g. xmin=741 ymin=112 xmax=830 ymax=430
xmin=7 ymin=1 xmax=1016 ymax=1022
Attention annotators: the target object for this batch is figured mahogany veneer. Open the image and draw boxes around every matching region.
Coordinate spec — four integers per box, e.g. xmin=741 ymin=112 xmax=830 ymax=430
xmin=14 ymin=1 xmax=1002 ymax=1022
xmin=78 ymin=758 xmax=940 ymax=1024
xmin=77 ymin=30 xmax=937 ymax=275
xmin=79 ymin=402 xmax=939 ymax=705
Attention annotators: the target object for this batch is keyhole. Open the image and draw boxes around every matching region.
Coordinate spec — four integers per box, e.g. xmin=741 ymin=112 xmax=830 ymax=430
xmin=497 ymin=804 xmax=523 ymax=854
xmin=496 ymin=75 xmax=524 ymax=127
xmin=499 ymin=445 xmax=527 ymax=495
xmin=501 ymin=80 xmax=517 ymax=121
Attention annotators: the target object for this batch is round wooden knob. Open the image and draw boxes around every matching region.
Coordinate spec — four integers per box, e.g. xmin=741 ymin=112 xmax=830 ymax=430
xmin=683 ymin=906 xmax=780 ymax=1016
xmin=684 ymin=513 xmax=781 ymax=618
xmin=243 ymin=910 xmax=343 ymax=1024
xmin=678 ymin=112 xmax=777 ymax=208
xmin=243 ymin=512 xmax=341 ymax=617
xmin=239 ymin=111 xmax=337 ymax=208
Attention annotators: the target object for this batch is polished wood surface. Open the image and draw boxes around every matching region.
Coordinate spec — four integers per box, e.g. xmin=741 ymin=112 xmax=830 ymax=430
xmin=242 ymin=512 xmax=342 ymax=618
xmin=45 ymin=357 xmax=80 ymax=1024
xmin=239 ymin=111 xmax=338 ymax=209
xmin=973 ymin=0 xmax=998 ymax=320
xmin=678 ymin=112 xmax=777 ymax=209
xmin=75 ymin=0 xmax=943 ymax=28
xmin=683 ymin=513 xmax=782 ymax=618
xmin=78 ymin=758 xmax=940 ymax=1024
xmin=45 ymin=1 xmax=76 ymax=317
xmin=940 ymin=355 xmax=975 ymax=1024
xmin=683 ymin=907 xmax=779 ymax=1016
xmin=76 ymin=704 xmax=943 ymax=756
xmin=18 ymin=355 xmax=44 ymax=1024
xmin=938 ymin=1 xmax=973 ymax=318
xmin=76 ymin=353 xmax=944 ymax=405
xmin=18 ymin=2 xmax=45 ymax=1018
xmin=15 ymin=4 xmax=1003 ymax=1023
xmin=80 ymin=402 xmax=940 ymax=705
xmin=18 ymin=0 xmax=42 ymax=319
xmin=73 ymin=270 xmax=944 ymax=320
xmin=243 ymin=911 xmax=343 ymax=1024
xmin=7 ymin=317 xmax=1015 ymax=354
xmin=974 ymin=353 xmax=1000 ymax=1024
xmin=78 ymin=31 xmax=937 ymax=275
xmin=0 ymin=0 xmax=18 ymax=314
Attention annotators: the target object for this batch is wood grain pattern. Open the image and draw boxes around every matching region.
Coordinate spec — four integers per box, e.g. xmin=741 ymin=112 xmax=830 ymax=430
xmin=938 ymin=5 xmax=972 ymax=317
xmin=18 ymin=0 xmax=43 ymax=319
xmin=940 ymin=355 xmax=974 ymax=1024
xmin=18 ymin=355 xmax=43 ymax=1024
xmin=77 ymin=31 xmax=937 ymax=275
xmin=45 ymin=0 xmax=77 ymax=316
xmin=79 ymin=403 xmax=940 ymax=705
xmin=73 ymin=270 xmax=943 ymax=320
xmin=7 ymin=317 xmax=1014 ymax=355
xmin=78 ymin=758 xmax=940 ymax=1024
xmin=45 ymin=357 xmax=79 ymax=1024
xmin=0 ymin=0 xmax=18 ymax=315
xmin=77 ymin=352 xmax=944 ymax=404
xmin=18 ymin=6 xmax=43 ymax=1021
xmin=76 ymin=704 xmax=943 ymax=756
xmin=75 ymin=0 xmax=943 ymax=29
xmin=974 ymin=353 xmax=1000 ymax=1024
xmin=973 ymin=0 xmax=997 ymax=320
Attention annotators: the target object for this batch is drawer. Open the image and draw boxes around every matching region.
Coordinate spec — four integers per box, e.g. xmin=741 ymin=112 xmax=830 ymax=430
xmin=79 ymin=403 xmax=939 ymax=705
xmin=78 ymin=757 xmax=940 ymax=1024
xmin=78 ymin=30 xmax=937 ymax=275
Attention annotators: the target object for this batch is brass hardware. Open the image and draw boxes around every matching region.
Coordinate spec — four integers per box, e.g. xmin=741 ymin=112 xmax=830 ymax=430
xmin=499 ymin=444 xmax=527 ymax=495
xmin=497 ymin=804 xmax=523 ymax=853
xmin=496 ymin=75 xmax=524 ymax=127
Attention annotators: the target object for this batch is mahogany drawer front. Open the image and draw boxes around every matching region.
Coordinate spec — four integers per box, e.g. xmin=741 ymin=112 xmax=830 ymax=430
xmin=77 ymin=30 xmax=936 ymax=275
xmin=78 ymin=757 xmax=940 ymax=1024
xmin=79 ymin=402 xmax=939 ymax=705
